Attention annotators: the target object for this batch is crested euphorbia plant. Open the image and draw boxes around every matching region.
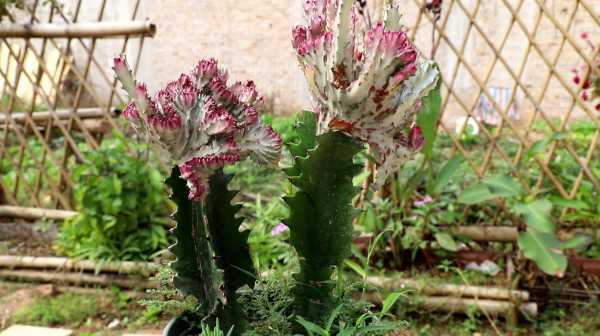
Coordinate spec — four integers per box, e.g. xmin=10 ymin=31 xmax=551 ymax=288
xmin=113 ymin=56 xmax=281 ymax=335
xmin=288 ymin=0 xmax=440 ymax=321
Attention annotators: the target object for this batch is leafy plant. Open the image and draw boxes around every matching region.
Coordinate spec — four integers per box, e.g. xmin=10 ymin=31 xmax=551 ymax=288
xmin=239 ymin=273 xmax=295 ymax=335
xmin=244 ymin=196 xmax=294 ymax=273
xmin=139 ymin=265 xmax=197 ymax=319
xmin=0 ymin=0 xmax=23 ymax=17
xmin=295 ymin=293 xmax=406 ymax=336
xmin=55 ymin=134 xmax=169 ymax=261
xmin=458 ymin=175 xmax=590 ymax=276
xmin=200 ymin=320 xmax=234 ymax=336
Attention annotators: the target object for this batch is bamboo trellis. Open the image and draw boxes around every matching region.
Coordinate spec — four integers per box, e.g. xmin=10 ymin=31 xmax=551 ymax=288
xmin=0 ymin=0 xmax=599 ymax=219
xmin=0 ymin=0 xmax=151 ymax=210
xmin=403 ymin=0 xmax=600 ymax=222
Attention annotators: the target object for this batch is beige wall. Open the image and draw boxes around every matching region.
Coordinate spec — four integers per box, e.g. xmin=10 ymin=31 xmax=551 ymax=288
xmin=138 ymin=0 xmax=600 ymax=125
xmin=139 ymin=0 xmax=310 ymax=115
xmin=4 ymin=0 xmax=600 ymax=124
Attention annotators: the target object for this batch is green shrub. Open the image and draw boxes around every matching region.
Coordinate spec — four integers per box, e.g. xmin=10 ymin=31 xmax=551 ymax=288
xmin=55 ymin=133 xmax=169 ymax=261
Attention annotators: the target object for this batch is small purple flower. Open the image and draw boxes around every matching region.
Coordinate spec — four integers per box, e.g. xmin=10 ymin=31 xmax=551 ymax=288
xmin=414 ymin=195 xmax=433 ymax=207
xmin=271 ymin=223 xmax=289 ymax=236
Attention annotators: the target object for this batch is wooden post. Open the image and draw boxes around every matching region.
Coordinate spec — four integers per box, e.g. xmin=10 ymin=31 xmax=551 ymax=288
xmin=365 ymin=276 xmax=530 ymax=301
xmin=0 ymin=255 xmax=160 ymax=275
xmin=0 ymin=21 xmax=156 ymax=38
xmin=0 ymin=205 xmax=77 ymax=220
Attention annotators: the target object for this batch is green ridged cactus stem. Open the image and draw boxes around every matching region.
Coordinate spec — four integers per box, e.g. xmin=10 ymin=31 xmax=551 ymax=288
xmin=290 ymin=0 xmax=441 ymax=322
xmin=284 ymin=112 xmax=362 ymax=322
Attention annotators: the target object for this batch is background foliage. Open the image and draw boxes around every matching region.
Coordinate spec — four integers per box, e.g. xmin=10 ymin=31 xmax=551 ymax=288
xmin=55 ymin=133 xmax=169 ymax=261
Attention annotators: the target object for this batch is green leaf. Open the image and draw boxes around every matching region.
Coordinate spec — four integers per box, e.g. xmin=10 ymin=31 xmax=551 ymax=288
xmin=481 ymin=175 xmax=524 ymax=198
xmin=417 ymin=67 xmax=442 ymax=159
xmin=431 ymin=155 xmax=463 ymax=194
xmin=458 ymin=183 xmax=496 ymax=204
xmin=380 ymin=292 xmax=403 ymax=316
xmin=435 ymin=232 xmax=459 ymax=252
xmin=344 ymin=259 xmax=366 ymax=279
xmin=359 ymin=205 xmax=380 ymax=232
xmin=527 ymin=139 xmax=551 ymax=159
xmin=561 ymin=235 xmax=592 ymax=251
xmin=517 ymin=229 xmax=567 ymax=277
xmin=526 ymin=132 xmax=564 ymax=159
xmin=296 ymin=316 xmax=328 ymax=336
xmin=513 ymin=200 xmax=554 ymax=233
xmin=549 ymin=196 xmax=590 ymax=210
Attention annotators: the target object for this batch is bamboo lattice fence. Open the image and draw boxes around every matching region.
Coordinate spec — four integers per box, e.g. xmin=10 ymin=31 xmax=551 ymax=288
xmin=402 ymin=0 xmax=600 ymax=223
xmin=0 ymin=0 xmax=599 ymax=220
xmin=0 ymin=0 xmax=152 ymax=210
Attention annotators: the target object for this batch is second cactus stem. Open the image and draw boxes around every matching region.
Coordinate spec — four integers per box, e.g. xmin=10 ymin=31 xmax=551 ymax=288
xmin=167 ymin=167 xmax=255 ymax=335
xmin=284 ymin=111 xmax=363 ymax=323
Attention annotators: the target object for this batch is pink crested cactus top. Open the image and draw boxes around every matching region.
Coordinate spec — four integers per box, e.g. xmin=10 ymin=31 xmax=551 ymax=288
xmin=293 ymin=0 xmax=440 ymax=184
xmin=113 ymin=56 xmax=282 ymax=201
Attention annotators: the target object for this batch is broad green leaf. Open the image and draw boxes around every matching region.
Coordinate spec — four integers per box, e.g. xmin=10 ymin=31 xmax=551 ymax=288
xmin=458 ymin=183 xmax=496 ymax=204
xmin=517 ymin=229 xmax=567 ymax=277
xmin=526 ymin=138 xmax=551 ymax=159
xmin=380 ymin=292 xmax=404 ymax=316
xmin=513 ymin=200 xmax=554 ymax=233
xmin=431 ymin=155 xmax=463 ymax=194
xmin=526 ymin=132 xmax=564 ymax=159
xmin=561 ymin=235 xmax=592 ymax=251
xmin=549 ymin=196 xmax=590 ymax=210
xmin=359 ymin=205 xmax=380 ymax=232
xmin=435 ymin=232 xmax=459 ymax=252
xmin=417 ymin=66 xmax=442 ymax=159
xmin=481 ymin=175 xmax=524 ymax=198
xmin=352 ymin=169 xmax=371 ymax=186
xmin=344 ymin=259 xmax=367 ymax=279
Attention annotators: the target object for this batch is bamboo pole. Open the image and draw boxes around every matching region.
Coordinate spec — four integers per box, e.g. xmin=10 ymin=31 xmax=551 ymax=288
xmin=0 ymin=205 xmax=77 ymax=220
xmin=0 ymin=256 xmax=160 ymax=275
xmin=0 ymin=269 xmax=156 ymax=289
xmin=451 ymin=226 xmax=600 ymax=242
xmin=452 ymin=226 xmax=519 ymax=242
xmin=417 ymin=297 xmax=537 ymax=317
xmin=365 ymin=276 xmax=530 ymax=301
xmin=0 ymin=107 xmax=116 ymax=123
xmin=0 ymin=21 xmax=156 ymax=38
xmin=359 ymin=293 xmax=537 ymax=317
